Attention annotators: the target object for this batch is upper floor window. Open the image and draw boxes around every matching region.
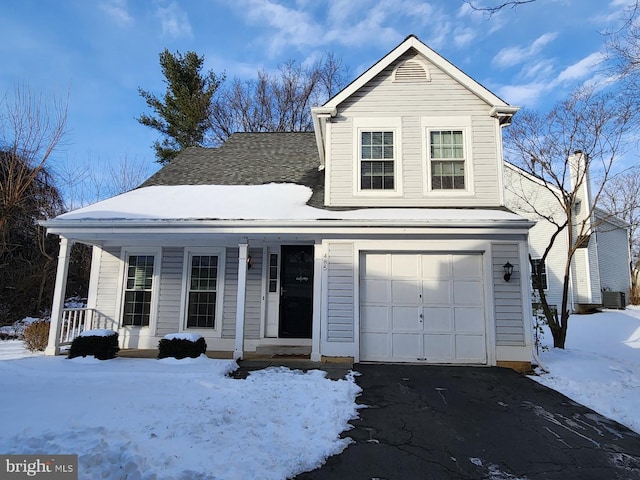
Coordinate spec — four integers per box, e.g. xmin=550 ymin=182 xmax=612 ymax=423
xmin=430 ymin=130 xmax=465 ymax=190
xmin=531 ymin=258 xmax=548 ymax=290
xmin=360 ymin=131 xmax=395 ymax=190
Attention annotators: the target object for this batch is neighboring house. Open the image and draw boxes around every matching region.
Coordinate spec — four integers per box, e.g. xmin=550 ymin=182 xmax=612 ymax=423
xmin=504 ymin=157 xmax=631 ymax=313
xmin=43 ymin=35 xmax=537 ymax=371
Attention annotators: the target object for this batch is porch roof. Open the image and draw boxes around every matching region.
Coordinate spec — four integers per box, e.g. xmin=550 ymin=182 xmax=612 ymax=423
xmin=44 ymin=183 xmax=533 ymax=232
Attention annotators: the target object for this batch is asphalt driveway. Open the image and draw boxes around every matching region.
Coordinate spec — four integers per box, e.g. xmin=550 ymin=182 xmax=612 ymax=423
xmin=296 ymin=364 xmax=640 ymax=480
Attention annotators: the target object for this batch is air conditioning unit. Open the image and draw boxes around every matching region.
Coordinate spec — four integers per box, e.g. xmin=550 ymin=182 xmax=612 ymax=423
xmin=602 ymin=291 xmax=626 ymax=309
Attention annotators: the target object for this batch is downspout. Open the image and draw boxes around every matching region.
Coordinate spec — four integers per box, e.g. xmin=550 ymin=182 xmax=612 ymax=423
xmin=311 ymin=107 xmax=336 ymax=169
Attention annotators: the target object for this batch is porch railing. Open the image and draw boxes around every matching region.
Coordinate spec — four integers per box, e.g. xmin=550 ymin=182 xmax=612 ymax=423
xmin=58 ymin=308 xmax=118 ymax=345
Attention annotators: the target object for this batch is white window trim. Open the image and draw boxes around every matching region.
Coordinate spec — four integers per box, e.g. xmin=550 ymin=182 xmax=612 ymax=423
xmin=116 ymin=247 xmax=162 ymax=333
xmin=422 ymin=116 xmax=475 ymax=196
xmin=179 ymin=247 xmax=226 ymax=337
xmin=353 ymin=117 xmax=403 ymax=197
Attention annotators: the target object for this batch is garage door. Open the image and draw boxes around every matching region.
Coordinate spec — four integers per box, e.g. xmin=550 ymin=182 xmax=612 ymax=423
xmin=360 ymin=252 xmax=487 ymax=364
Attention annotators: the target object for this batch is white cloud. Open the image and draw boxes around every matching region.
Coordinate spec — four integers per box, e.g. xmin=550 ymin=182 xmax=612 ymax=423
xmin=497 ymin=82 xmax=548 ymax=107
xmin=520 ymin=59 xmax=555 ymax=81
xmin=156 ymin=2 xmax=192 ymax=39
xmin=453 ymin=27 xmax=476 ymax=48
xmin=237 ymin=0 xmax=323 ymax=55
xmin=492 ymin=32 xmax=558 ymax=68
xmin=100 ymin=0 xmax=133 ymax=26
xmin=556 ymin=52 xmax=605 ymax=82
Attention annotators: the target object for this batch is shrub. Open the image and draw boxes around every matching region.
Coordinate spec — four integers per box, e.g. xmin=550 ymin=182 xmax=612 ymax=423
xmin=158 ymin=335 xmax=207 ymax=359
xmin=23 ymin=320 xmax=50 ymax=351
xmin=68 ymin=330 xmax=119 ymax=360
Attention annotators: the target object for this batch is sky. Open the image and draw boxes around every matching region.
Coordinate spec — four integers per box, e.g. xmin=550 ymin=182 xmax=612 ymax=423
xmin=1 ymin=0 xmax=637 ymax=196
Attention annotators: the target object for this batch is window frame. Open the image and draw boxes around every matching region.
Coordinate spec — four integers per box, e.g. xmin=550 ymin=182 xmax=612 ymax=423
xmin=180 ymin=247 xmax=226 ymax=336
xmin=118 ymin=248 xmax=161 ymax=330
xmin=530 ymin=258 xmax=548 ymax=291
xmin=422 ymin=116 xmax=474 ymax=196
xmin=353 ymin=117 xmax=403 ymax=196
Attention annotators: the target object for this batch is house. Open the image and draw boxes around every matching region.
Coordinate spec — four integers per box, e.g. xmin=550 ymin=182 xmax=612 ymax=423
xmin=504 ymin=158 xmax=631 ymax=313
xmin=43 ymin=35 xmax=537 ymax=371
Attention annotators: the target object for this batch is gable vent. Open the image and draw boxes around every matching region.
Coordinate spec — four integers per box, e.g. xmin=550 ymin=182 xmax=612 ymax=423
xmin=394 ymin=60 xmax=430 ymax=82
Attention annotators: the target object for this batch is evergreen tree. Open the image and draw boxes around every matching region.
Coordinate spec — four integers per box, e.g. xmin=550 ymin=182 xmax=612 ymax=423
xmin=138 ymin=49 xmax=223 ymax=165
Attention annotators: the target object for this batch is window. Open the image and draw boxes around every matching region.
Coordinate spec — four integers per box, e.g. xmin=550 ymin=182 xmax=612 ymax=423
xmin=360 ymin=131 xmax=395 ymax=190
xmin=268 ymin=254 xmax=278 ymax=293
xmin=186 ymin=255 xmax=218 ymax=329
xmin=430 ymin=130 xmax=465 ymax=190
xmin=531 ymin=258 xmax=548 ymax=290
xmin=123 ymin=255 xmax=155 ymax=326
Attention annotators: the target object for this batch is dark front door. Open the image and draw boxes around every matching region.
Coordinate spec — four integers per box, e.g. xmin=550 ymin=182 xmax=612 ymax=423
xmin=279 ymin=245 xmax=313 ymax=338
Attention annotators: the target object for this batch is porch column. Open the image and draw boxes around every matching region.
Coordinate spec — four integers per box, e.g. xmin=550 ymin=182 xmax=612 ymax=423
xmin=233 ymin=243 xmax=249 ymax=360
xmin=311 ymin=242 xmax=323 ymax=362
xmin=45 ymin=236 xmax=73 ymax=355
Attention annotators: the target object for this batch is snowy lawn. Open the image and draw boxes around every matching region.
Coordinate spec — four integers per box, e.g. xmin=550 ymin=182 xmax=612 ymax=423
xmin=532 ymin=306 xmax=640 ymax=434
xmin=0 ymin=346 xmax=361 ymax=480
xmin=1 ymin=307 xmax=639 ymax=478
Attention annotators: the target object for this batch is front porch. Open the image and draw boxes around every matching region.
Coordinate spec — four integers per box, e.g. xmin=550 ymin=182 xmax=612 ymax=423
xmin=45 ymin=237 xmax=325 ymax=361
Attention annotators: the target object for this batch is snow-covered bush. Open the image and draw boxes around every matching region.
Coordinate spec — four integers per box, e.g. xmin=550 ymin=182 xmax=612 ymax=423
xmin=23 ymin=320 xmax=50 ymax=351
xmin=0 ymin=317 xmax=41 ymax=340
xmin=68 ymin=329 xmax=119 ymax=360
xmin=158 ymin=333 xmax=206 ymax=359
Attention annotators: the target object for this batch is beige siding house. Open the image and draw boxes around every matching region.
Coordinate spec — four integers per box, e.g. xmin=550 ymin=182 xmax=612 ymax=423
xmin=43 ymin=35 xmax=536 ymax=371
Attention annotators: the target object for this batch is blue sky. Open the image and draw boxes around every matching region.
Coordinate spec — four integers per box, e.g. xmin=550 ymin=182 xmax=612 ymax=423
xmin=1 ymin=0 xmax=635 ymax=185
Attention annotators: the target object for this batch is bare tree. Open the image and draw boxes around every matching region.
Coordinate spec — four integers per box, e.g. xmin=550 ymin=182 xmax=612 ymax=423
xmin=504 ymin=87 xmax=634 ymax=348
xmin=463 ymin=0 xmax=536 ymax=16
xmin=210 ymin=53 xmax=347 ymax=144
xmin=0 ymin=85 xmax=67 ymax=256
xmin=605 ymin=1 xmax=640 ymax=84
xmin=600 ymin=169 xmax=640 ymax=303
xmin=59 ymin=154 xmax=155 ymax=210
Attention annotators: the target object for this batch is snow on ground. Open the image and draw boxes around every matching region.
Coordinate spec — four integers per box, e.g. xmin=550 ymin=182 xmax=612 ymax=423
xmin=1 ymin=307 xmax=638 ymax=478
xmin=0 ymin=349 xmax=361 ymax=480
xmin=532 ymin=307 xmax=640 ymax=434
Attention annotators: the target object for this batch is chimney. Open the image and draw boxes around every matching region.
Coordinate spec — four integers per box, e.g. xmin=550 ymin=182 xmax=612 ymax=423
xmin=569 ymin=150 xmax=592 ymax=230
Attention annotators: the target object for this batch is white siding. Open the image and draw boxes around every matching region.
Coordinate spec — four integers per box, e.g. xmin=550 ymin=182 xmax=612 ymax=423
xmin=327 ymin=51 xmax=502 ymax=208
xmin=244 ymin=248 xmax=264 ymax=340
xmin=504 ymin=166 xmax=569 ymax=310
xmin=572 ymin=248 xmax=591 ymax=304
xmin=492 ymin=243 xmax=525 ymax=346
xmin=326 ymin=242 xmax=354 ymax=342
xmin=222 ymin=248 xmax=238 ymax=339
xmin=155 ymin=247 xmax=183 ymax=336
xmin=588 ymin=237 xmax=602 ymax=304
xmin=93 ymin=246 xmax=121 ymax=327
xmin=596 ymin=224 xmax=631 ymax=296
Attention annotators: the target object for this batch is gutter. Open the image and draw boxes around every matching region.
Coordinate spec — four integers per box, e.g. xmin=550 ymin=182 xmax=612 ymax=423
xmin=41 ymin=217 xmax=535 ymax=237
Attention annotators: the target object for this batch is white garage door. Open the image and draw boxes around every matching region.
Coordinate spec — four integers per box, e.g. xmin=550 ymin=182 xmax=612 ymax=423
xmin=360 ymin=252 xmax=487 ymax=364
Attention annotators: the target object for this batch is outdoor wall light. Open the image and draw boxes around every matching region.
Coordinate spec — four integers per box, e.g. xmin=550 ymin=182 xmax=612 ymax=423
xmin=503 ymin=261 xmax=514 ymax=282
xmin=247 ymin=255 xmax=253 ymax=269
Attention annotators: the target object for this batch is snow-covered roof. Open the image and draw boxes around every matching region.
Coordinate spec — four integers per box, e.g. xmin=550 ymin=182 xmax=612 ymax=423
xmin=52 ymin=183 xmax=526 ymax=224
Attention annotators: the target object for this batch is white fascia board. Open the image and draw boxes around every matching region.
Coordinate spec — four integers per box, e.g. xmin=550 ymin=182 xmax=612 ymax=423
xmin=325 ymin=36 xmax=512 ymax=110
xmin=43 ymin=218 xmax=535 ymax=238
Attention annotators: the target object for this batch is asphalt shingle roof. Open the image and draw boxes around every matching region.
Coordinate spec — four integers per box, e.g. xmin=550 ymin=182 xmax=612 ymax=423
xmin=142 ymin=132 xmax=324 ymax=207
